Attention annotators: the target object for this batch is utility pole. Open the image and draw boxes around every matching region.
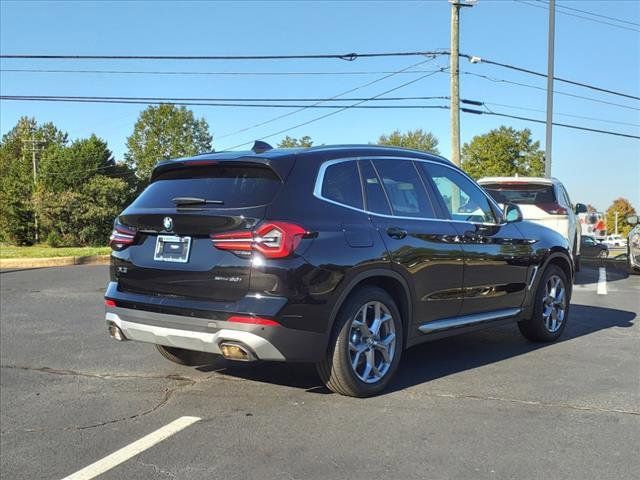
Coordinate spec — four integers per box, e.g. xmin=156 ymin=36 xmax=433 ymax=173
xmin=23 ymin=133 xmax=44 ymax=243
xmin=615 ymin=211 xmax=619 ymax=235
xmin=449 ymin=0 xmax=475 ymax=167
xmin=544 ymin=0 xmax=555 ymax=178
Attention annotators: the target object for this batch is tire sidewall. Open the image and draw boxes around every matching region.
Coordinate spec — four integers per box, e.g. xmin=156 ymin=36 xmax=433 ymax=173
xmin=331 ymin=287 xmax=403 ymax=396
xmin=531 ymin=265 xmax=571 ymax=341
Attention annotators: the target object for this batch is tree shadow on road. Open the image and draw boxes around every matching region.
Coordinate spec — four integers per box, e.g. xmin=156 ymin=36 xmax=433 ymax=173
xmin=196 ymin=303 xmax=635 ymax=395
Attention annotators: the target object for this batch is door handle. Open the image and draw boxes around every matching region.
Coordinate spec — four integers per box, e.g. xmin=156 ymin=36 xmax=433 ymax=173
xmin=386 ymin=226 xmax=408 ymax=240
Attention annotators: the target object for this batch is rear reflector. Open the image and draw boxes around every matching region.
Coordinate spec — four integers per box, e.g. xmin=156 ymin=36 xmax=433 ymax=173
xmin=105 ymin=299 xmax=117 ymax=307
xmin=227 ymin=315 xmax=280 ymax=326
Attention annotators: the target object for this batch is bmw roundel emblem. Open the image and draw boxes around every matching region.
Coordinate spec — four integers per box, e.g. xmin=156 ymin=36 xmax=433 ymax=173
xmin=163 ymin=216 xmax=173 ymax=231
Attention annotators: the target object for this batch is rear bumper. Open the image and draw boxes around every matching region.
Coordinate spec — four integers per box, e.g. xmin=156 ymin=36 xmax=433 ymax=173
xmin=104 ymin=283 xmax=327 ymax=362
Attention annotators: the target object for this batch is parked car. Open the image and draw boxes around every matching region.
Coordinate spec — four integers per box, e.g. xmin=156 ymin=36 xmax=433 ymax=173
xmin=601 ymin=234 xmax=627 ymax=247
xmin=627 ymin=216 xmax=640 ymax=274
xmin=580 ymin=235 xmax=608 ymax=259
xmin=477 ymin=177 xmax=587 ymax=270
xmin=105 ymin=143 xmax=575 ymax=397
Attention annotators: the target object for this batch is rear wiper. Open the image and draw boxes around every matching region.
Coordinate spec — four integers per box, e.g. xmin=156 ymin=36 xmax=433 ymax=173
xmin=171 ymin=196 xmax=224 ymax=206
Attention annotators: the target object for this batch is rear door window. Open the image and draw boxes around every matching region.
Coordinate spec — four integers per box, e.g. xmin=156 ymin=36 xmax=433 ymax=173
xmin=359 ymin=160 xmax=392 ymax=215
xmin=321 ymin=161 xmax=364 ymax=209
xmin=371 ymin=159 xmax=435 ymax=218
xmin=132 ymin=165 xmax=282 ymax=209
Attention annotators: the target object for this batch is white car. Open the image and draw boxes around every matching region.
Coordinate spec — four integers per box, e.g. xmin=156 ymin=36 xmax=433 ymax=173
xmin=478 ymin=176 xmax=587 ymax=269
xmin=601 ymin=234 xmax=627 ymax=247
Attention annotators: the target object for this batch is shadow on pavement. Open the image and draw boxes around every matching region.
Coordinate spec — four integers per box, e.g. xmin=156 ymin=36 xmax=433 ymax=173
xmin=575 ymin=258 xmax=630 ymax=285
xmin=196 ymin=303 xmax=635 ymax=396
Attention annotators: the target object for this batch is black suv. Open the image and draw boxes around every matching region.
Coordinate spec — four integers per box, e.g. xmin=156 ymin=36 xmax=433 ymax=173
xmin=105 ymin=143 xmax=573 ymax=397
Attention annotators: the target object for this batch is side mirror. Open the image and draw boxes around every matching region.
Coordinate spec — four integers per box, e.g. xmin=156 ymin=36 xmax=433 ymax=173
xmin=627 ymin=215 xmax=639 ymax=226
xmin=503 ymin=202 xmax=523 ymax=223
xmin=575 ymin=203 xmax=588 ymax=214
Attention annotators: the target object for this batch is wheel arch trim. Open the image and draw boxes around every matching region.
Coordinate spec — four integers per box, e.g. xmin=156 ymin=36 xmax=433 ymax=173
xmin=326 ymin=269 xmax=413 ymax=344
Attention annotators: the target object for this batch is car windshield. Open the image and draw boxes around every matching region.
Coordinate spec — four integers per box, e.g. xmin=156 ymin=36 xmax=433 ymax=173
xmin=481 ymin=183 xmax=556 ymax=205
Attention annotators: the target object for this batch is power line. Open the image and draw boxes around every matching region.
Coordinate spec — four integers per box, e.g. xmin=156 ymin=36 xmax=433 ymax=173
xmin=514 ymin=0 xmax=640 ymax=33
xmin=222 ymin=67 xmax=448 ymax=150
xmin=217 ymin=58 xmax=441 ymax=139
xmin=0 ymin=94 xmax=450 ymax=102
xmin=483 ymin=101 xmax=640 ymax=128
xmin=464 ymin=107 xmax=640 ymax=140
xmin=546 ymin=0 xmax=639 ymax=27
xmin=0 ymin=51 xmax=446 ymax=61
xmin=462 ymin=71 xmax=640 ymax=111
xmin=0 ymin=67 xmax=445 ymax=77
xmin=466 ymin=55 xmax=640 ymax=101
xmin=0 ymin=96 xmax=451 ymax=109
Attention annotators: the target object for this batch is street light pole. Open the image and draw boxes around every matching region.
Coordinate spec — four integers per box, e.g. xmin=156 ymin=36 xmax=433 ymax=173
xmin=544 ymin=0 xmax=555 ymax=178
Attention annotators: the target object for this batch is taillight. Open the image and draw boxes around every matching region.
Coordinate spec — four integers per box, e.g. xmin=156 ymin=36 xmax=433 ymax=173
xmin=538 ymin=203 xmax=568 ymax=215
xmin=109 ymin=223 xmax=137 ymax=251
xmin=105 ymin=299 xmax=117 ymax=307
xmin=210 ymin=221 xmax=308 ymax=259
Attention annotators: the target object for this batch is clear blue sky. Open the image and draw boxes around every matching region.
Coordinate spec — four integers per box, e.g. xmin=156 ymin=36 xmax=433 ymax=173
xmin=1 ymin=0 xmax=638 ymax=211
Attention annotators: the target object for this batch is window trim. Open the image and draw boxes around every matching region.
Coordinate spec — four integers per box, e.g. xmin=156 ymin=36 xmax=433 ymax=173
xmin=313 ymin=156 xmax=505 ymax=225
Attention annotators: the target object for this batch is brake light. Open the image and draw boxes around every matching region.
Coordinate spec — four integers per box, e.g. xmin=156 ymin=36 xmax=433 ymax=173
xmin=109 ymin=223 xmax=137 ymax=251
xmin=105 ymin=299 xmax=117 ymax=307
xmin=538 ymin=203 xmax=568 ymax=215
xmin=210 ymin=221 xmax=308 ymax=259
xmin=227 ymin=315 xmax=280 ymax=326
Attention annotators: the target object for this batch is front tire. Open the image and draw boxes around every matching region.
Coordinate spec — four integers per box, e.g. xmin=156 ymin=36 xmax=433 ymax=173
xmin=317 ymin=287 xmax=403 ymax=397
xmin=518 ymin=264 xmax=570 ymax=342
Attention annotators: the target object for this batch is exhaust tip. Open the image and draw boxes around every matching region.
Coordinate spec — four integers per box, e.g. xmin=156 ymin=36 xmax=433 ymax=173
xmin=107 ymin=321 xmax=127 ymax=341
xmin=219 ymin=342 xmax=254 ymax=361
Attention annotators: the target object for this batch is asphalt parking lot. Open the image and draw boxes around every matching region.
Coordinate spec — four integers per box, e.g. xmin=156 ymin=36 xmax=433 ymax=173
xmin=1 ymin=262 xmax=639 ymax=480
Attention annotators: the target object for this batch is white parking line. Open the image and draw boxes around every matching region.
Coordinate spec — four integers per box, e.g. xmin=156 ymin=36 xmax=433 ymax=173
xmin=597 ymin=267 xmax=608 ymax=295
xmin=61 ymin=416 xmax=201 ymax=480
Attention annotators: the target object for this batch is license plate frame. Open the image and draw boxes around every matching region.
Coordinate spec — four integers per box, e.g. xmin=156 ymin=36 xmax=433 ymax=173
xmin=153 ymin=235 xmax=192 ymax=263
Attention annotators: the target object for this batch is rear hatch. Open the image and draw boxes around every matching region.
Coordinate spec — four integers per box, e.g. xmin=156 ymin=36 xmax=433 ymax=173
xmin=113 ymin=161 xmax=284 ymax=303
xmin=480 ymin=181 xmax=566 ymax=221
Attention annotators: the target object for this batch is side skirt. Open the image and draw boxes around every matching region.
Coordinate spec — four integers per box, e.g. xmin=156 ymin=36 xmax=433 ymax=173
xmin=407 ymin=308 xmax=522 ymax=347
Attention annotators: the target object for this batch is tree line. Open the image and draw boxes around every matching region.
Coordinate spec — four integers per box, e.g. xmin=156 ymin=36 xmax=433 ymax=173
xmin=1 ymin=104 xmax=633 ymax=246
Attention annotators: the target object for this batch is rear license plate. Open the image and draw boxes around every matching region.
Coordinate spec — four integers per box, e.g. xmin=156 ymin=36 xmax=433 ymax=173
xmin=154 ymin=235 xmax=192 ymax=263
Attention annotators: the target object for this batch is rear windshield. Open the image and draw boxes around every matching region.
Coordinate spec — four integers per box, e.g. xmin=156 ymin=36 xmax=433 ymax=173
xmin=481 ymin=183 xmax=556 ymax=205
xmin=131 ymin=165 xmax=282 ymax=209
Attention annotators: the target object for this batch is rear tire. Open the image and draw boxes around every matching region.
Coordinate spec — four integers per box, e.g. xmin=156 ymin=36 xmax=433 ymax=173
xmin=317 ymin=286 xmax=403 ymax=397
xmin=155 ymin=344 xmax=213 ymax=366
xmin=518 ymin=264 xmax=570 ymax=342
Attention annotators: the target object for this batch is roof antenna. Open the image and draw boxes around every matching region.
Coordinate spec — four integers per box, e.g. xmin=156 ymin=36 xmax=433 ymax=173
xmin=252 ymin=140 xmax=273 ymax=154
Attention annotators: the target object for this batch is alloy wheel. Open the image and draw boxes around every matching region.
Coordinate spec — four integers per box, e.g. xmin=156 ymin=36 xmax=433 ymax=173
xmin=542 ymin=274 xmax=566 ymax=333
xmin=348 ymin=301 xmax=396 ymax=384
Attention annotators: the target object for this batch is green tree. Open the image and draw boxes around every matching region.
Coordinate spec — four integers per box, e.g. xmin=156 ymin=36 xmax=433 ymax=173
xmin=0 ymin=117 xmax=68 ymax=244
xmin=461 ymin=126 xmax=544 ymax=180
xmin=377 ymin=129 xmax=439 ymax=154
xmin=125 ymin=104 xmax=212 ymax=180
xmin=605 ymin=198 xmax=636 ymax=237
xmin=35 ymin=175 xmax=134 ymax=246
xmin=277 ymin=135 xmax=313 ymax=148
xmin=39 ymin=134 xmax=119 ymax=192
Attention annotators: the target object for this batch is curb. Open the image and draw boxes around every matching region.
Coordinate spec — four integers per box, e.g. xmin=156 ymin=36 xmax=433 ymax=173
xmin=0 ymin=255 xmax=110 ymax=269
